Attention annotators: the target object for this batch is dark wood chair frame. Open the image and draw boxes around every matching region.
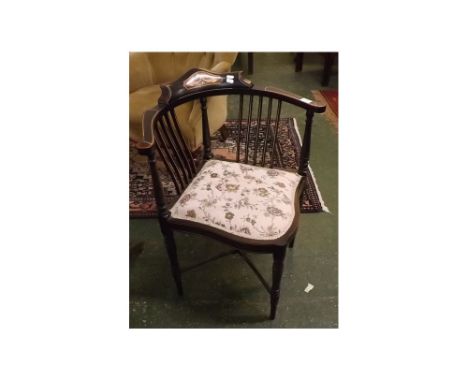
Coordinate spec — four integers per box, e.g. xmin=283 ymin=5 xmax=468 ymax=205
xmin=137 ymin=68 xmax=326 ymax=320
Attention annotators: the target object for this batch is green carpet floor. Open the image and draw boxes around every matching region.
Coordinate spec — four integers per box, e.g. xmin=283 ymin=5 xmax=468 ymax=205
xmin=129 ymin=53 xmax=338 ymax=328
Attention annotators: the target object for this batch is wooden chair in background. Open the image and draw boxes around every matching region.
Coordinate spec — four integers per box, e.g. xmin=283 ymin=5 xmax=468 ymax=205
xmin=295 ymin=52 xmax=338 ymax=86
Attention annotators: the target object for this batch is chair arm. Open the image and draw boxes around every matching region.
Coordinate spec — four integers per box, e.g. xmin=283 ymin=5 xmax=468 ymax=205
xmin=136 ymin=105 xmax=166 ymax=155
xmin=264 ymin=86 xmax=326 ymax=113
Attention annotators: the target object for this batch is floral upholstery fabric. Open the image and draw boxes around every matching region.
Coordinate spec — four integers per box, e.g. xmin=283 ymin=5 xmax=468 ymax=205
xmin=170 ymin=160 xmax=302 ymax=240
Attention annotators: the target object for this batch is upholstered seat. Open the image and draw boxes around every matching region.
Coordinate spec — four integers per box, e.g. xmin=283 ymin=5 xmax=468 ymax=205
xmin=170 ymin=160 xmax=302 ymax=240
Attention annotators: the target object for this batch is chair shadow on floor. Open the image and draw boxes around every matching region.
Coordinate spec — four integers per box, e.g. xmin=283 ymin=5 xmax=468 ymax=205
xmin=129 ymin=242 xmax=145 ymax=267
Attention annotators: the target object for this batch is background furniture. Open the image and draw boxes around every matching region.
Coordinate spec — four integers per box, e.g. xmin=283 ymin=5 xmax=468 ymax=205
xmin=248 ymin=52 xmax=254 ymax=74
xmin=137 ymin=68 xmax=326 ymax=319
xmin=294 ymin=52 xmax=338 ymax=86
xmin=129 ymin=52 xmax=237 ymax=150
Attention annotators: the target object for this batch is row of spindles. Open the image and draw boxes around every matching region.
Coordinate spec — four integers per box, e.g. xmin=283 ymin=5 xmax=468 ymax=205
xmin=234 ymin=94 xmax=283 ymax=168
xmin=150 ymin=94 xmax=313 ymax=197
xmin=152 ymin=109 xmax=197 ymax=194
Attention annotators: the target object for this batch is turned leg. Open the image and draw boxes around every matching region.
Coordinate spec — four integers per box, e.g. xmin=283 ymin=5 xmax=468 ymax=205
xmin=270 ymin=246 xmax=287 ymax=320
xmin=295 ymin=52 xmax=304 ymax=72
xmin=147 ymin=150 xmax=183 ymax=296
xmin=321 ymin=52 xmax=335 ymax=86
xmin=248 ymin=52 xmax=254 ymax=74
xmin=162 ymin=229 xmax=183 ymax=296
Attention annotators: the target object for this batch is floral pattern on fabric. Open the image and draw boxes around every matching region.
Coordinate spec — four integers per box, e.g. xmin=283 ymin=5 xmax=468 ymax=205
xmin=170 ymin=160 xmax=302 ymax=240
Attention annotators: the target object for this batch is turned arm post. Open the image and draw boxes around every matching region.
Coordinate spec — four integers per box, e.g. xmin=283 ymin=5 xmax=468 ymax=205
xmin=146 ymin=149 xmax=170 ymax=221
xmin=200 ymin=96 xmax=213 ymax=161
xmin=298 ymin=109 xmax=315 ymax=176
xmin=137 ymin=106 xmax=171 ymax=222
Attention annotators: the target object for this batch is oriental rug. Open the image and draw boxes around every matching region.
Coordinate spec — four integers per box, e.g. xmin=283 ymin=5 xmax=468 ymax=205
xmin=130 ymin=118 xmax=328 ymax=218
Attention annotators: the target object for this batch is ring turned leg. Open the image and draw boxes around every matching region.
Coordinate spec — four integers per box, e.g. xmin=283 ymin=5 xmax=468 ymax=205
xmin=295 ymin=52 xmax=304 ymax=72
xmin=162 ymin=229 xmax=183 ymax=296
xmin=248 ymin=52 xmax=254 ymax=74
xmin=270 ymin=246 xmax=287 ymax=320
xmin=321 ymin=52 xmax=335 ymax=86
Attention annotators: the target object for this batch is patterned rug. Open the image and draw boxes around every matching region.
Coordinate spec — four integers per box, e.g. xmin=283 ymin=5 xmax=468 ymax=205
xmin=311 ymin=90 xmax=338 ymax=130
xmin=130 ymin=118 xmax=328 ymax=218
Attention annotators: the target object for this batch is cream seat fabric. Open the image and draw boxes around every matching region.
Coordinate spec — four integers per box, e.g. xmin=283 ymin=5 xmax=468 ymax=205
xmin=170 ymin=160 xmax=302 ymax=240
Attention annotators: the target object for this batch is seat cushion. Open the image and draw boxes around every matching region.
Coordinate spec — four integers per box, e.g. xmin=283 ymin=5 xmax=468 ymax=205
xmin=170 ymin=160 xmax=302 ymax=240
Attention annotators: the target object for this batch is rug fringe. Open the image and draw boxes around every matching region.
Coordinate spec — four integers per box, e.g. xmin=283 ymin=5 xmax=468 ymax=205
xmin=292 ymin=118 xmax=331 ymax=214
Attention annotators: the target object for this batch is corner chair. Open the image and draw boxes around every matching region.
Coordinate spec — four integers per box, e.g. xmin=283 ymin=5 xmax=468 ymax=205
xmin=137 ymin=68 xmax=326 ymax=319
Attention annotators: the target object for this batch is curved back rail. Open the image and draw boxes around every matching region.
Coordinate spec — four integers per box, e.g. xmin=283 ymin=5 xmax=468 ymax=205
xmin=137 ymin=68 xmax=326 ymax=220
